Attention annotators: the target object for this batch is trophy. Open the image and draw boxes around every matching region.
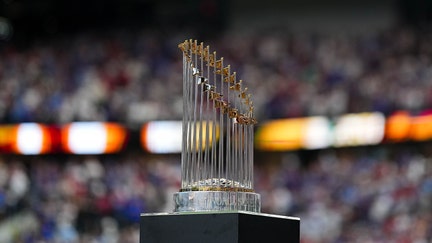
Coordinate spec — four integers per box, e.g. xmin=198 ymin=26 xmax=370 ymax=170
xmin=174 ymin=39 xmax=260 ymax=213
xmin=140 ymin=40 xmax=299 ymax=243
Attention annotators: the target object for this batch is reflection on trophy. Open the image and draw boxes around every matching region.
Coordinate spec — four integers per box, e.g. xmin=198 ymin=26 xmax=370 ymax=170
xmin=174 ymin=40 xmax=261 ymax=212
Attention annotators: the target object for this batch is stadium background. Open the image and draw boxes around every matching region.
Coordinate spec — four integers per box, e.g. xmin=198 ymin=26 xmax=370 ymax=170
xmin=1 ymin=0 xmax=432 ymax=242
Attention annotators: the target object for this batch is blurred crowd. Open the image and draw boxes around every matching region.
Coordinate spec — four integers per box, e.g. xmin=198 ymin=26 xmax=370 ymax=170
xmin=256 ymin=144 xmax=432 ymax=243
xmin=1 ymin=18 xmax=432 ymax=243
xmin=0 ymin=153 xmax=181 ymax=242
xmin=1 ymin=27 xmax=432 ymax=125
xmin=0 ymin=144 xmax=431 ymax=242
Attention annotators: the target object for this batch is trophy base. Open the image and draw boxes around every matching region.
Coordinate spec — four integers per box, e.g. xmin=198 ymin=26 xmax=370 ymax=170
xmin=140 ymin=211 xmax=300 ymax=243
xmin=173 ymin=191 xmax=261 ymax=213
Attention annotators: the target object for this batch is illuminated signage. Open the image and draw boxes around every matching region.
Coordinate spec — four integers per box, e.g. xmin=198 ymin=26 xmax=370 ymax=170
xmin=61 ymin=122 xmax=126 ymax=154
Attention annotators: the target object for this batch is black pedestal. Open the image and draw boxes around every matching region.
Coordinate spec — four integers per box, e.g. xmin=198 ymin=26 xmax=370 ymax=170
xmin=140 ymin=211 xmax=300 ymax=243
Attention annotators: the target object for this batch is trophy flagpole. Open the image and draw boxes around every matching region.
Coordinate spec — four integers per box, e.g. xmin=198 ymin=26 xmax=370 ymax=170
xmin=174 ymin=39 xmax=260 ymax=212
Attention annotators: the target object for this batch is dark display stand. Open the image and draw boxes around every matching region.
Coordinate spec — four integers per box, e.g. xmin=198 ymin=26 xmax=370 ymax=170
xmin=140 ymin=211 xmax=300 ymax=243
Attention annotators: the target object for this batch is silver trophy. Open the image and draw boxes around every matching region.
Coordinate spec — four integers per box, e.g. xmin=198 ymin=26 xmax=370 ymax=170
xmin=140 ymin=40 xmax=299 ymax=243
xmin=174 ymin=40 xmax=261 ymax=212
